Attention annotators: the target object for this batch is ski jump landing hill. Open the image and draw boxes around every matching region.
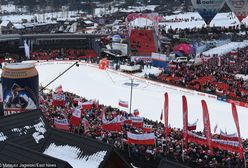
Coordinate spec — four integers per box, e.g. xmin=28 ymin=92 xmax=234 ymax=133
xmin=35 ymin=60 xmax=248 ymax=138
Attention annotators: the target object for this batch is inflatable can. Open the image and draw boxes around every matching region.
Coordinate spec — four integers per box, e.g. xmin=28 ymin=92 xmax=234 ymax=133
xmin=1 ymin=63 xmax=39 ymax=116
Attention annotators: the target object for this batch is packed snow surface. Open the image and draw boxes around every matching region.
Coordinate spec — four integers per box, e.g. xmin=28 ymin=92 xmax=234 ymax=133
xmin=37 ymin=62 xmax=248 ymax=138
xmin=202 ymin=41 xmax=248 ymax=57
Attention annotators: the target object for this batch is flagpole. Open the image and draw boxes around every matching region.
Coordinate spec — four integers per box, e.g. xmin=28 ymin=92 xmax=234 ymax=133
xmin=129 ymin=78 xmax=134 ymax=114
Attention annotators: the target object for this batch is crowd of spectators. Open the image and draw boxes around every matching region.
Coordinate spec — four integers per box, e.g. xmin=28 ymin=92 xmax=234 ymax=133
xmin=31 ymin=48 xmax=97 ymax=60
xmin=159 ymin=23 xmax=248 ymax=41
xmin=155 ymin=47 xmax=248 ymax=103
xmin=40 ymin=89 xmax=248 ymax=168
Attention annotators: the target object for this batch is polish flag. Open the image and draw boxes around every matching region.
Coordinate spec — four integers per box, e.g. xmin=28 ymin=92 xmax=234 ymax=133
xmin=131 ymin=116 xmax=144 ymax=128
xmin=143 ymin=124 xmax=153 ymax=132
xmin=79 ymin=101 xmax=93 ymax=110
xmin=188 ymin=119 xmax=198 ymax=131
xmin=54 ymin=118 xmax=70 ymax=131
xmin=102 ymin=114 xmax=123 ymax=131
xmin=119 ymin=100 xmax=128 ymax=108
xmin=70 ymin=108 xmax=81 ymax=127
xmin=52 ymin=93 xmax=66 ymax=107
xmin=127 ymin=132 xmax=155 ymax=145
xmin=220 ymin=129 xmax=239 ymax=142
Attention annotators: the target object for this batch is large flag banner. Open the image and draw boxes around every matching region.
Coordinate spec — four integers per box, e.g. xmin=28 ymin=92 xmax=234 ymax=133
xmin=54 ymin=118 xmax=70 ymax=131
xmin=188 ymin=131 xmax=241 ymax=153
xmin=70 ymin=108 xmax=81 ymax=127
xmin=102 ymin=122 xmax=123 ymax=131
xmin=130 ymin=116 xmax=144 ymax=128
xmin=119 ymin=100 xmax=128 ymax=108
xmin=182 ymin=96 xmax=188 ymax=146
xmin=127 ymin=132 xmax=155 ymax=145
xmin=102 ymin=114 xmax=123 ymax=131
xmin=232 ymin=103 xmax=243 ymax=159
xmin=52 ymin=93 xmax=66 ymax=107
xmin=219 ymin=129 xmax=239 ymax=142
xmin=164 ymin=92 xmax=169 ymax=140
xmin=201 ymin=100 xmax=213 ymax=155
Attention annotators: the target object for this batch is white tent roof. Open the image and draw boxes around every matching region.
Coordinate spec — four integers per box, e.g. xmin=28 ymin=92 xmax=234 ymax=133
xmin=13 ymin=23 xmax=25 ymax=29
xmin=129 ymin=18 xmax=153 ymax=28
xmin=0 ymin=20 xmax=11 ymax=27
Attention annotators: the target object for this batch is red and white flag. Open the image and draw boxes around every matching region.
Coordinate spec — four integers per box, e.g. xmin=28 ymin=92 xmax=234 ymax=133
xmin=202 ymin=100 xmax=213 ymax=155
xmin=54 ymin=118 xmax=70 ymax=131
xmin=188 ymin=119 xmax=198 ymax=131
xmin=219 ymin=129 xmax=239 ymax=141
xmin=79 ymin=101 xmax=93 ymax=110
xmin=119 ymin=100 xmax=128 ymax=108
xmin=143 ymin=124 xmax=153 ymax=132
xmin=52 ymin=93 xmax=66 ymax=107
xmin=130 ymin=116 xmax=144 ymax=128
xmin=127 ymin=132 xmax=155 ymax=145
xmin=102 ymin=114 xmax=123 ymax=131
xmin=188 ymin=131 xmax=241 ymax=154
xmin=70 ymin=108 xmax=81 ymax=127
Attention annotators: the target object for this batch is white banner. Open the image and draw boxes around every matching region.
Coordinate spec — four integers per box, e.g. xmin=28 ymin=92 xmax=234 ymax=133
xmin=112 ymin=43 xmax=128 ymax=56
xmin=127 ymin=132 xmax=155 ymax=140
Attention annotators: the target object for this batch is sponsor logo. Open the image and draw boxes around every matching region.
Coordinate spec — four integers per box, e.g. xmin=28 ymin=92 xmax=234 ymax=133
xmin=4 ymin=110 xmax=24 ymax=116
xmin=197 ymin=0 xmax=214 ymax=4
xmin=197 ymin=93 xmax=206 ymax=96
xmin=196 ymin=0 xmax=223 ymax=5
xmin=232 ymin=0 xmax=245 ymax=8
